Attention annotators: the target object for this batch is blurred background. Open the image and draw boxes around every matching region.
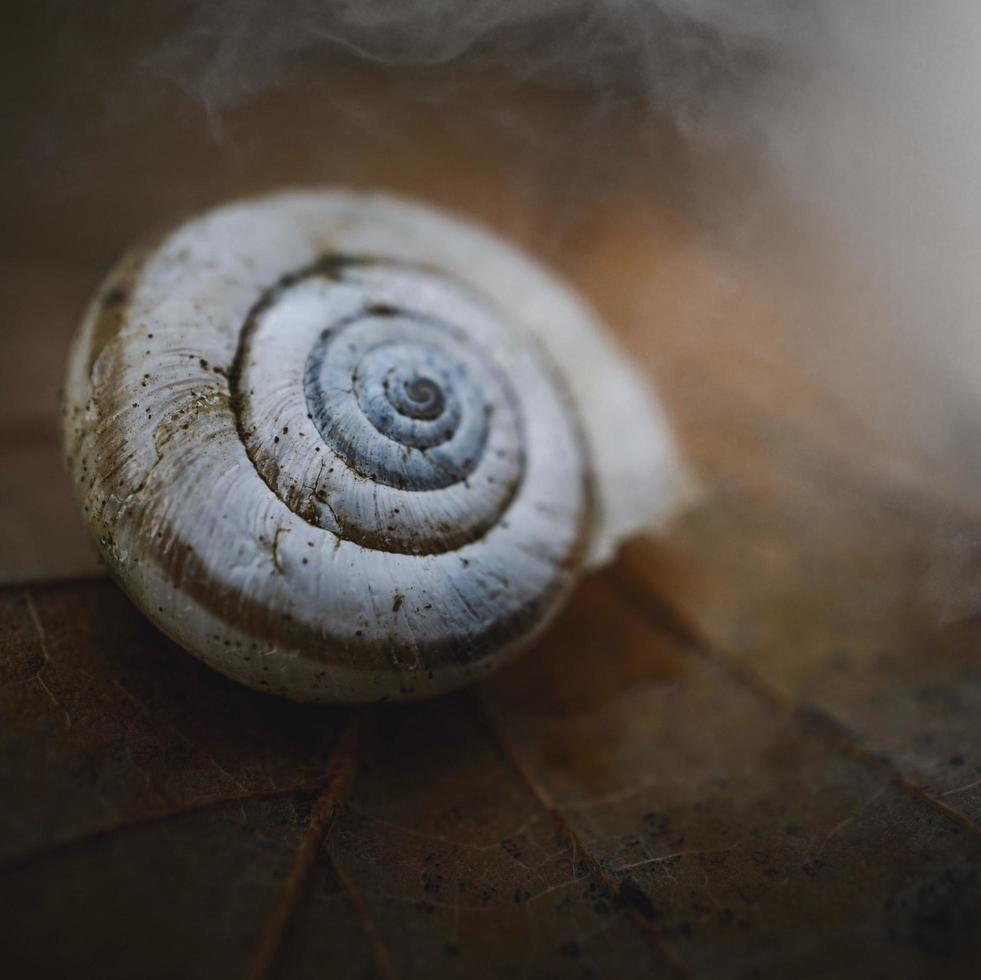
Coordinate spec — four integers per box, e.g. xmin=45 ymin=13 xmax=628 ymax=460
xmin=3 ymin=3 xmax=981 ymax=978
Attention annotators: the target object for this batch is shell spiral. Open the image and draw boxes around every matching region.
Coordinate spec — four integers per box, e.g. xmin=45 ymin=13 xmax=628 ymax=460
xmin=234 ymin=258 xmax=537 ymax=558
xmin=63 ymin=191 xmax=625 ymax=703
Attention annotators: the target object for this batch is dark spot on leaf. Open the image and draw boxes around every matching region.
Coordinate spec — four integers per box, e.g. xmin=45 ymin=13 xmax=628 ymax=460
xmin=618 ymin=877 xmax=657 ymax=919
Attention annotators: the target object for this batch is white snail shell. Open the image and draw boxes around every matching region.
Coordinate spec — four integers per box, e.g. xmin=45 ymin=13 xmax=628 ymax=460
xmin=63 ymin=190 xmax=686 ymax=703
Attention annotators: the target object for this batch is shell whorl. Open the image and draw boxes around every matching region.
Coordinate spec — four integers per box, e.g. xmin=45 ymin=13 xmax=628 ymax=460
xmin=234 ymin=259 xmax=530 ymax=556
xmin=63 ymin=192 xmax=613 ymax=703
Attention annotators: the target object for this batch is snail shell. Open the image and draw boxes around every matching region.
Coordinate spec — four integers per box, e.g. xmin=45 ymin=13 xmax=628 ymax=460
xmin=63 ymin=190 xmax=686 ymax=703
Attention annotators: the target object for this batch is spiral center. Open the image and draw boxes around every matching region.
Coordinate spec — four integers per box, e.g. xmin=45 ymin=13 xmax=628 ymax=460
xmin=395 ymin=375 xmax=444 ymax=419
